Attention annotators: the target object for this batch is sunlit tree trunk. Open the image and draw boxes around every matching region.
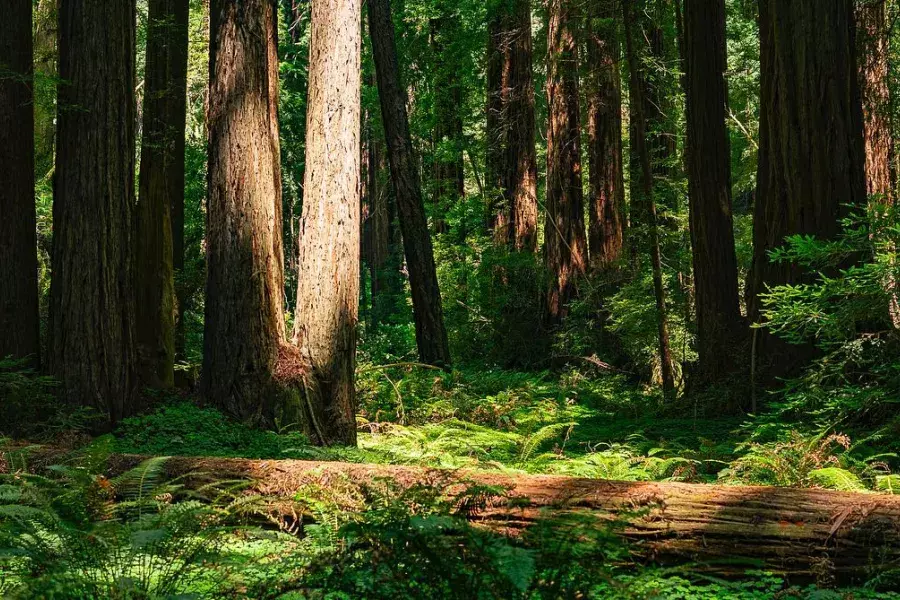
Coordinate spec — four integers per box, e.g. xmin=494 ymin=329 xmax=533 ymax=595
xmin=586 ymin=0 xmax=624 ymax=270
xmin=856 ymin=0 xmax=891 ymax=200
xmin=623 ymin=0 xmax=675 ymax=399
xmin=294 ymin=0 xmax=361 ymax=446
xmin=369 ymin=0 xmax=452 ymax=367
xmin=683 ymin=0 xmax=743 ymax=383
xmin=136 ymin=0 xmax=190 ymax=389
xmin=748 ymin=0 xmax=866 ymax=379
xmin=488 ymin=0 xmax=538 ymax=251
xmin=544 ymin=0 xmax=588 ymax=324
xmin=204 ymin=0 xmax=287 ymax=424
xmin=51 ymin=0 xmax=138 ymax=424
xmin=0 ymin=0 xmax=40 ymax=365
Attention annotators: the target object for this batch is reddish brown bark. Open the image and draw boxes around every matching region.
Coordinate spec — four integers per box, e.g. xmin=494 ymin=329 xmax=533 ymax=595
xmin=544 ymin=0 xmax=587 ymax=324
xmin=683 ymin=0 xmax=744 ymax=383
xmin=748 ymin=0 xmax=867 ymax=380
xmin=204 ymin=0 xmax=287 ymax=425
xmin=0 ymin=0 xmax=40 ymax=365
xmin=856 ymin=0 xmax=892 ymax=200
xmin=586 ymin=0 xmax=624 ymax=271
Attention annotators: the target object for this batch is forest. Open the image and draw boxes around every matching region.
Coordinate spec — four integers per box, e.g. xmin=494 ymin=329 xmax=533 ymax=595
xmin=3 ymin=0 xmax=900 ymax=597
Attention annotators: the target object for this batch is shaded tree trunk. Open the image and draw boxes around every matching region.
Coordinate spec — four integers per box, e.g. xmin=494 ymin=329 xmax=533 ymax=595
xmin=488 ymin=0 xmax=538 ymax=251
xmin=682 ymin=0 xmax=743 ymax=383
xmin=856 ymin=0 xmax=892 ymax=200
xmin=293 ymin=0 xmax=361 ymax=446
xmin=0 ymin=0 xmax=40 ymax=365
xmin=136 ymin=0 xmax=190 ymax=389
xmin=623 ymin=0 xmax=676 ymax=399
xmin=748 ymin=0 xmax=867 ymax=380
xmin=544 ymin=0 xmax=588 ymax=324
xmin=204 ymin=0 xmax=288 ymax=425
xmin=369 ymin=0 xmax=452 ymax=368
xmin=50 ymin=0 xmax=137 ymax=424
xmin=586 ymin=0 xmax=624 ymax=271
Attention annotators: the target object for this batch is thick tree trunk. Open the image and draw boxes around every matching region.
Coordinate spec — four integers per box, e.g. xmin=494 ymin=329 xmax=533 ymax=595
xmin=586 ymin=0 xmax=624 ymax=271
xmin=748 ymin=0 xmax=867 ymax=380
xmin=204 ymin=0 xmax=288 ymax=426
xmin=136 ymin=0 xmax=190 ymax=389
xmin=488 ymin=0 xmax=539 ymax=251
xmin=544 ymin=0 xmax=588 ymax=324
xmin=63 ymin=454 xmax=900 ymax=581
xmin=682 ymin=0 xmax=744 ymax=384
xmin=368 ymin=0 xmax=452 ymax=368
xmin=293 ymin=0 xmax=361 ymax=447
xmin=0 ymin=0 xmax=40 ymax=365
xmin=50 ymin=0 xmax=137 ymax=425
xmin=856 ymin=0 xmax=891 ymax=201
xmin=623 ymin=0 xmax=676 ymax=399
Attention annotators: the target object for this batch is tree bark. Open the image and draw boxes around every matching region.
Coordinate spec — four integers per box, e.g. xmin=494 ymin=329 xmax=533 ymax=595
xmin=204 ymin=0 xmax=288 ymax=426
xmin=63 ymin=453 xmax=900 ymax=581
xmin=748 ymin=0 xmax=867 ymax=379
xmin=623 ymin=0 xmax=675 ymax=399
xmin=136 ymin=0 xmax=190 ymax=389
xmin=293 ymin=0 xmax=361 ymax=447
xmin=682 ymin=0 xmax=744 ymax=384
xmin=856 ymin=0 xmax=892 ymax=201
xmin=544 ymin=0 xmax=588 ymax=324
xmin=586 ymin=0 xmax=624 ymax=271
xmin=50 ymin=0 xmax=138 ymax=424
xmin=368 ymin=0 xmax=452 ymax=368
xmin=488 ymin=0 xmax=539 ymax=251
xmin=0 ymin=0 xmax=40 ymax=366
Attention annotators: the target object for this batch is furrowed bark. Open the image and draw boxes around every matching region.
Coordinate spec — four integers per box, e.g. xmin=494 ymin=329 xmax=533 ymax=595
xmin=0 ymin=0 xmax=40 ymax=366
xmin=368 ymin=0 xmax=452 ymax=368
xmin=41 ymin=454 xmax=900 ymax=581
xmin=51 ymin=0 xmax=138 ymax=425
xmin=856 ymin=0 xmax=891 ymax=201
xmin=136 ymin=0 xmax=190 ymax=390
xmin=544 ymin=0 xmax=588 ymax=324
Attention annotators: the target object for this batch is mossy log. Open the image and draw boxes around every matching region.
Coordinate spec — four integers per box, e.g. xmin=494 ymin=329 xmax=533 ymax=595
xmin=8 ymin=451 xmax=900 ymax=580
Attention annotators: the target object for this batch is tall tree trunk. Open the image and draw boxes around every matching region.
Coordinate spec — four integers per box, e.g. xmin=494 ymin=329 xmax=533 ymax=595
xmin=748 ymin=0 xmax=867 ymax=379
xmin=204 ymin=0 xmax=287 ymax=425
xmin=623 ymin=0 xmax=676 ymax=399
xmin=682 ymin=0 xmax=743 ymax=383
xmin=544 ymin=0 xmax=588 ymax=324
xmin=51 ymin=0 xmax=137 ymax=424
xmin=586 ymin=0 xmax=624 ymax=270
xmin=856 ymin=0 xmax=892 ymax=200
xmin=136 ymin=0 xmax=190 ymax=389
xmin=293 ymin=0 xmax=361 ymax=446
xmin=489 ymin=0 xmax=539 ymax=251
xmin=0 ymin=0 xmax=40 ymax=365
xmin=430 ymin=14 xmax=465 ymax=234
xmin=368 ymin=0 xmax=452 ymax=368
xmin=33 ymin=0 xmax=57 ymax=180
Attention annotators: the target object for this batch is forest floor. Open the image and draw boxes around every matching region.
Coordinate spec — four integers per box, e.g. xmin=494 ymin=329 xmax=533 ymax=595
xmin=5 ymin=363 xmax=900 ymax=598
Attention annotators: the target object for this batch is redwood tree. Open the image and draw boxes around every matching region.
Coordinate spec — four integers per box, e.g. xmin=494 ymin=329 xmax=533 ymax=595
xmin=683 ymin=0 xmax=743 ymax=382
xmin=487 ymin=0 xmax=538 ymax=251
xmin=136 ymin=0 xmax=190 ymax=389
xmin=0 ymin=0 xmax=39 ymax=365
xmin=748 ymin=0 xmax=866 ymax=377
xmin=856 ymin=0 xmax=891 ymax=200
xmin=544 ymin=0 xmax=588 ymax=323
xmin=586 ymin=0 xmax=624 ymax=270
xmin=51 ymin=0 xmax=138 ymax=423
xmin=204 ymin=0 xmax=286 ymax=424
xmin=369 ymin=0 xmax=452 ymax=367
xmin=294 ymin=0 xmax=362 ymax=446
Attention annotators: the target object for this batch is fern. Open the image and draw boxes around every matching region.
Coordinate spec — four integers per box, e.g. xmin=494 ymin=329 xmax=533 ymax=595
xmin=806 ymin=467 xmax=867 ymax=492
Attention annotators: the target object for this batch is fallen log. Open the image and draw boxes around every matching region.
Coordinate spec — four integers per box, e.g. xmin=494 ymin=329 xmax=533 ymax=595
xmin=8 ymin=450 xmax=900 ymax=581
